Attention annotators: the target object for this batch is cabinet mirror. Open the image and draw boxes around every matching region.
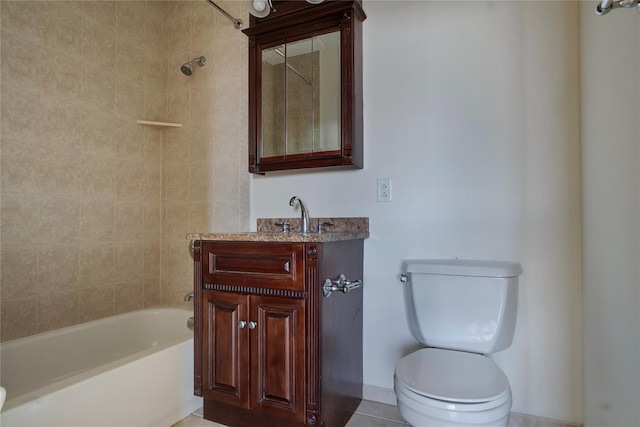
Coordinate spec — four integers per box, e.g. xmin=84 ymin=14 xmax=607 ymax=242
xmin=261 ymin=31 xmax=341 ymax=159
xmin=243 ymin=1 xmax=366 ymax=174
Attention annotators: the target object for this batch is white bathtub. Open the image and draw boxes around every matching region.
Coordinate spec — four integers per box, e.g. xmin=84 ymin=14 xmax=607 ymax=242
xmin=0 ymin=308 xmax=202 ymax=427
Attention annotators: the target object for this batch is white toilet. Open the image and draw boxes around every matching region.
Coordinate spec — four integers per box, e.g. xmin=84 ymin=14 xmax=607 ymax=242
xmin=395 ymin=259 xmax=522 ymax=427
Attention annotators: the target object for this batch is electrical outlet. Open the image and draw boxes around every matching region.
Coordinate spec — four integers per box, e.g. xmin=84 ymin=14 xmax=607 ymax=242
xmin=377 ymin=178 xmax=392 ymax=202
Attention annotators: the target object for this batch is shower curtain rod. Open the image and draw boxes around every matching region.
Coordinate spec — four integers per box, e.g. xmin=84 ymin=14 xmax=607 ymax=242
xmin=273 ymin=48 xmax=313 ymax=86
xmin=205 ymin=0 xmax=243 ymax=29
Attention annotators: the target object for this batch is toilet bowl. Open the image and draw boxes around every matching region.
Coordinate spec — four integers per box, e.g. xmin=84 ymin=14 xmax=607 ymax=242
xmin=396 ymin=259 xmax=522 ymax=427
xmin=395 ymin=348 xmax=511 ymax=427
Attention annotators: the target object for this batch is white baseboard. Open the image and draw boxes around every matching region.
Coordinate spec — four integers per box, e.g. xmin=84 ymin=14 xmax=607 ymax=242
xmin=509 ymin=412 xmax=581 ymax=427
xmin=362 ymin=384 xmax=396 ymax=406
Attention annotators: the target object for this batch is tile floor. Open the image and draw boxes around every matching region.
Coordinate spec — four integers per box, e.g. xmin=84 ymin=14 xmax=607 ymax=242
xmin=172 ymin=401 xmax=576 ymax=427
xmin=172 ymin=400 xmax=407 ymax=427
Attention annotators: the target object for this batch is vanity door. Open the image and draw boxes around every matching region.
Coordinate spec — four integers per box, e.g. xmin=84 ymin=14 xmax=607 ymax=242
xmin=250 ymin=296 xmax=306 ymax=422
xmin=202 ymin=290 xmax=307 ymax=423
xmin=202 ymin=290 xmax=250 ymax=409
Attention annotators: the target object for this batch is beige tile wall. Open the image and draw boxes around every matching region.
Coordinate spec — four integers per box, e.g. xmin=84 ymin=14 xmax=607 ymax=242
xmin=162 ymin=0 xmax=249 ymax=307
xmin=0 ymin=1 xmax=249 ymax=341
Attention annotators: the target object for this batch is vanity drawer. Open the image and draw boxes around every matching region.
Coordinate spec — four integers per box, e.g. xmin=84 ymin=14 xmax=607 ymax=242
xmin=201 ymin=241 xmax=305 ymax=292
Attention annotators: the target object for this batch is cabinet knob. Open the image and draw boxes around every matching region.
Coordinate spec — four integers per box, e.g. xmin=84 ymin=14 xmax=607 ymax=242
xmin=238 ymin=320 xmax=247 ymax=329
xmin=248 ymin=321 xmax=258 ymax=329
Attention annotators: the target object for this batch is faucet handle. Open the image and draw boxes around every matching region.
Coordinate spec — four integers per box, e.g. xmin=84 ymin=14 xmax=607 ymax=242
xmin=317 ymin=221 xmax=334 ymax=234
xmin=275 ymin=221 xmax=290 ymax=232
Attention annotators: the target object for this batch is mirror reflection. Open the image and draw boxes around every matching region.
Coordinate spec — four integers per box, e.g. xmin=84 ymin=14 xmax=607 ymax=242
xmin=261 ymin=31 xmax=341 ymax=159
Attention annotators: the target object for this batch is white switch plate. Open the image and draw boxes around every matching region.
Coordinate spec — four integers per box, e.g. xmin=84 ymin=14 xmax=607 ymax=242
xmin=377 ymin=178 xmax=392 ymax=202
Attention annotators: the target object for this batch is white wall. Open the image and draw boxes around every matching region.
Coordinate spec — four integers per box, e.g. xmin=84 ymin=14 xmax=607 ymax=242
xmin=580 ymin=3 xmax=640 ymax=427
xmin=250 ymin=1 xmax=582 ymax=423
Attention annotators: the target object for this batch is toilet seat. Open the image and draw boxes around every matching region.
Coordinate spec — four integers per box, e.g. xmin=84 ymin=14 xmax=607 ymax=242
xmin=395 ymin=348 xmax=510 ymax=405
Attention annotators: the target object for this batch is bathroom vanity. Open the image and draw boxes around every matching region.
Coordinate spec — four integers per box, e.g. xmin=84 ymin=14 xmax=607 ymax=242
xmin=188 ymin=218 xmax=367 ymax=427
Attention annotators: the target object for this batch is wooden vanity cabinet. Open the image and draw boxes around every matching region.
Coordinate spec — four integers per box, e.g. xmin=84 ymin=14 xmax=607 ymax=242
xmin=192 ymin=240 xmax=364 ymax=427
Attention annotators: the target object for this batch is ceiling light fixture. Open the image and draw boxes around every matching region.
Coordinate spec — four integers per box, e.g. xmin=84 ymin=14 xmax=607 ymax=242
xmin=247 ymin=0 xmax=325 ymax=18
xmin=248 ymin=0 xmax=273 ymax=18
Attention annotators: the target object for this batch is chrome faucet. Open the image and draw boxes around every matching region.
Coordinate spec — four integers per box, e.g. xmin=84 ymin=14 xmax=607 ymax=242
xmin=184 ymin=292 xmax=194 ymax=302
xmin=289 ymin=196 xmax=310 ymax=233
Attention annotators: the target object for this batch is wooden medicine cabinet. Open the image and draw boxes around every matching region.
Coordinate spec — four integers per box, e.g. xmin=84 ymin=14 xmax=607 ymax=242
xmin=243 ymin=0 xmax=366 ymax=174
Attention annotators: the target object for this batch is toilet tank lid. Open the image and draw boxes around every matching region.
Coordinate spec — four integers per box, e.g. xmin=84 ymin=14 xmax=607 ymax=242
xmin=402 ymin=259 xmax=522 ymax=278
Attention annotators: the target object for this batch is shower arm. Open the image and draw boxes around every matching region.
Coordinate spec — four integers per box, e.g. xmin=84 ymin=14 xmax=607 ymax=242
xmin=205 ymin=0 xmax=243 ymax=29
xmin=596 ymin=0 xmax=640 ymax=15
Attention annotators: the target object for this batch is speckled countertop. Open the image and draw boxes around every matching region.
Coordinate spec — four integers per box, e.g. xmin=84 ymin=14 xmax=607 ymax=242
xmin=187 ymin=217 xmax=369 ymax=243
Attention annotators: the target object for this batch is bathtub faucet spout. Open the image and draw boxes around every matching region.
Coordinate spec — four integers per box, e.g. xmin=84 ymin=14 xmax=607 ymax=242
xmin=184 ymin=292 xmax=194 ymax=302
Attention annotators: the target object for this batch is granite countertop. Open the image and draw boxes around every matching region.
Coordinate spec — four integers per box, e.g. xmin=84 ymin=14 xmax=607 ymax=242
xmin=186 ymin=231 xmax=369 ymax=243
xmin=187 ymin=217 xmax=369 ymax=243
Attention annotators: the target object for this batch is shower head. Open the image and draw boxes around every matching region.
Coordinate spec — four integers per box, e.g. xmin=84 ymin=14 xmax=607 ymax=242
xmin=596 ymin=0 xmax=614 ymax=14
xmin=181 ymin=56 xmax=206 ymax=76
xmin=596 ymin=0 xmax=640 ymax=15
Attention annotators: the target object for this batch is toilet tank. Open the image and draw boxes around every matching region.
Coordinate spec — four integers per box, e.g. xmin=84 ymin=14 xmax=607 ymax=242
xmin=401 ymin=259 xmax=522 ymax=354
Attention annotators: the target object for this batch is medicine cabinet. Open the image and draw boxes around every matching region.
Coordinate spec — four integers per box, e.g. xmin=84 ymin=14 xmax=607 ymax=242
xmin=243 ymin=0 xmax=366 ymax=174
